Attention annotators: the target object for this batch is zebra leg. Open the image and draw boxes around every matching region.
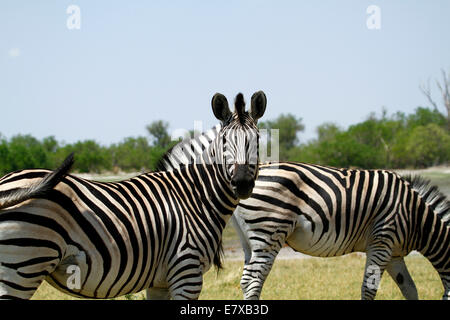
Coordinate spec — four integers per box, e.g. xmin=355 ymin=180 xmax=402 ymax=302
xmin=169 ymin=276 xmax=203 ymax=300
xmin=146 ymin=287 xmax=171 ymax=300
xmin=232 ymin=208 xmax=284 ymax=300
xmin=437 ymin=274 xmax=450 ymax=300
xmin=0 ymin=267 xmax=40 ymax=299
xmin=240 ymin=249 xmax=279 ymax=300
xmin=361 ymin=243 xmax=392 ymax=300
xmin=0 ymin=253 xmax=58 ymax=300
xmin=386 ymin=257 xmax=418 ymax=300
xmin=231 ymin=213 xmax=252 ymax=264
xmin=167 ymin=265 xmax=203 ymax=300
xmin=0 ymin=229 xmax=62 ymax=299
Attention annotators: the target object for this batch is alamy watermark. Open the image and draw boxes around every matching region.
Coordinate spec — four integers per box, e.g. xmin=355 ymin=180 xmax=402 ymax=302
xmin=365 ymin=264 xmax=381 ymax=290
xmin=366 ymin=5 xmax=381 ymax=30
xmin=66 ymin=264 xmax=81 ymax=290
xmin=66 ymin=5 xmax=81 ymax=30
xmin=169 ymin=121 xmax=280 ymax=165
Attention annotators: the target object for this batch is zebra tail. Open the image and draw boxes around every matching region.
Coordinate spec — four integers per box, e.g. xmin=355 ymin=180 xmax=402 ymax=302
xmin=213 ymin=239 xmax=224 ymax=274
xmin=0 ymin=152 xmax=74 ymax=209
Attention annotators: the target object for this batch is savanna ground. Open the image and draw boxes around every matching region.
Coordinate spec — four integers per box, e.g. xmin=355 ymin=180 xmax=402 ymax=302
xmin=32 ymin=168 xmax=450 ymax=300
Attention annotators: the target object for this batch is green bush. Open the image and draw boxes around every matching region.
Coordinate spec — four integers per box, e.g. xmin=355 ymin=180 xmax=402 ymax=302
xmin=0 ymin=109 xmax=448 ymax=176
xmin=402 ymin=124 xmax=450 ymax=168
xmin=291 ymin=107 xmax=449 ymax=169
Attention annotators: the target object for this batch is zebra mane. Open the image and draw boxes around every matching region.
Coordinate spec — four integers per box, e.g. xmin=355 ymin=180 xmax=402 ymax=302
xmin=403 ymin=174 xmax=450 ymax=227
xmin=155 ymin=144 xmax=178 ymax=172
xmin=156 ymin=124 xmax=221 ymax=172
xmin=234 ymin=93 xmax=246 ymax=124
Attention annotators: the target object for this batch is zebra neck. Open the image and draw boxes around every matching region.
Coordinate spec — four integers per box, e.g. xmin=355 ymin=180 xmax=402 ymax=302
xmin=416 ymin=213 xmax=448 ymax=261
xmin=186 ymin=163 xmax=239 ymax=219
xmin=411 ymin=202 xmax=449 ymax=274
xmin=190 ymin=139 xmax=239 ymax=221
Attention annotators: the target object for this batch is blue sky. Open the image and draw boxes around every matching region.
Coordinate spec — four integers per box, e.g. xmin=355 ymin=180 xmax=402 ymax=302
xmin=1 ymin=1 xmax=449 ymax=145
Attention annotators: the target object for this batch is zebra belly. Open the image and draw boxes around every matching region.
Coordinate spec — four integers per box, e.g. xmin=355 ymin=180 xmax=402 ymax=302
xmin=287 ymin=228 xmax=358 ymax=257
xmin=286 ymin=218 xmax=363 ymax=257
xmin=286 ymin=215 xmax=318 ymax=255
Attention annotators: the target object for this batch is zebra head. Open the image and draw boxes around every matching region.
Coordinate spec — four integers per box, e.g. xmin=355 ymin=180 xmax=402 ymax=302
xmin=210 ymin=91 xmax=266 ymax=199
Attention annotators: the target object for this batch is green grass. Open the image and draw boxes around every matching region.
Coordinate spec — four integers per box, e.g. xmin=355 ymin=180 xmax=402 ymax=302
xmin=32 ymin=253 xmax=443 ymax=300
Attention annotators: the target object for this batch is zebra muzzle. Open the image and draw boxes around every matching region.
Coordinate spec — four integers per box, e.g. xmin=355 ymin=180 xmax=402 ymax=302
xmin=231 ymin=165 xmax=255 ymax=199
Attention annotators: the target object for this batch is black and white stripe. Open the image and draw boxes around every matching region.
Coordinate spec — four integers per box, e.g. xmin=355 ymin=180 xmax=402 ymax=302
xmin=158 ymin=126 xmax=450 ymax=300
xmin=0 ymin=91 xmax=267 ymax=300
xmin=235 ymin=163 xmax=449 ymax=300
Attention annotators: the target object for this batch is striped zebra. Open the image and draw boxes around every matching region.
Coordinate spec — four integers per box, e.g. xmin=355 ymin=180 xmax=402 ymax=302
xmin=0 ymin=91 xmax=267 ymax=300
xmin=157 ymin=126 xmax=450 ymax=300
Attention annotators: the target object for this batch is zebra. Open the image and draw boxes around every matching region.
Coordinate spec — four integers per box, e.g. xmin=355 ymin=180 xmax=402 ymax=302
xmin=0 ymin=91 xmax=267 ymax=300
xmin=157 ymin=126 xmax=450 ymax=300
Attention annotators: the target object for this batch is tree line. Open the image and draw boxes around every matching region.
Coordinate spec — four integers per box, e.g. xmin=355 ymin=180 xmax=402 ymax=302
xmin=263 ymin=107 xmax=449 ymax=169
xmin=0 ymin=120 xmax=175 ymax=175
xmin=261 ymin=70 xmax=450 ymax=169
xmin=0 ymin=106 xmax=448 ymax=176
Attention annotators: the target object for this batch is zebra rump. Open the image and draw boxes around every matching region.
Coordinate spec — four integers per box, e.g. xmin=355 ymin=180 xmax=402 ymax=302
xmin=0 ymin=153 xmax=74 ymax=210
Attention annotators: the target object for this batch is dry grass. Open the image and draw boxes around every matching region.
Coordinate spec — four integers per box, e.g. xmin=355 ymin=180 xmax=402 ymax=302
xmin=200 ymin=253 xmax=442 ymax=300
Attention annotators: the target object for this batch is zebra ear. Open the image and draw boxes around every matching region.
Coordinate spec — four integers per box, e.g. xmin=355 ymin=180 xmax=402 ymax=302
xmin=250 ymin=91 xmax=267 ymax=122
xmin=212 ymin=93 xmax=232 ymax=123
